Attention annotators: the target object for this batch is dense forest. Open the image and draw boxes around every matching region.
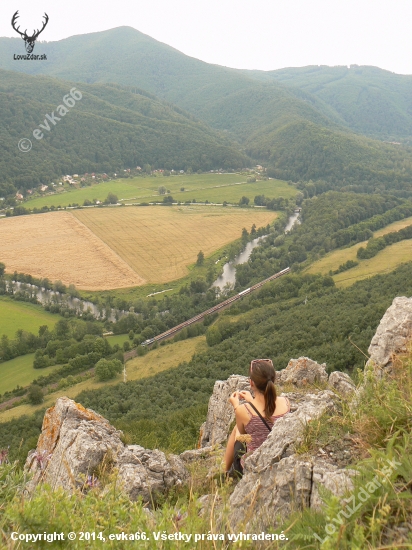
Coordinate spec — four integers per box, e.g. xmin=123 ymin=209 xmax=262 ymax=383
xmin=0 ymin=70 xmax=246 ymax=190
xmin=235 ymin=191 xmax=401 ymax=287
xmin=246 ymin=65 xmax=412 ymax=141
xmin=1 ymin=264 xmax=412 ymax=460
xmin=2 ymin=29 xmax=412 ymax=194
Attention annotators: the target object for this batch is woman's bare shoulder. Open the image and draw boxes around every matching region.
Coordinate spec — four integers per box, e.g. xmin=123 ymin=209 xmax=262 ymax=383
xmin=274 ymin=395 xmax=290 ymax=415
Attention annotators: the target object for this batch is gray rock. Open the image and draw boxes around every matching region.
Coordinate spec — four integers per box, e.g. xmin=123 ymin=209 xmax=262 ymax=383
xmin=229 ymin=391 xmax=339 ymax=528
xmin=200 ymin=375 xmax=250 ymax=447
xmin=25 ymin=397 xmax=124 ymax=492
xmin=277 ymin=357 xmax=328 ymax=387
xmin=310 ymin=461 xmax=356 ymax=510
xmin=179 ymin=446 xmax=219 ymax=463
xmin=25 ymin=397 xmax=188 ymax=505
xmin=328 ymin=371 xmax=356 ymax=396
xmin=116 ymin=446 xmax=188 ymax=505
xmin=229 ymin=455 xmax=313 ymax=530
xmin=367 ymin=296 xmax=412 ymax=377
xmin=196 ymin=493 xmax=222 ymax=517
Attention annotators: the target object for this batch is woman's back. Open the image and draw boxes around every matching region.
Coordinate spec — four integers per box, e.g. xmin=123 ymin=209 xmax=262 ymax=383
xmin=243 ymin=396 xmax=290 ymax=456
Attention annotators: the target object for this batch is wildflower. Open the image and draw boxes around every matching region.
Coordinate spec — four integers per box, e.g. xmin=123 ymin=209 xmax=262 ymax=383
xmin=0 ymin=447 xmax=9 ymax=465
xmin=86 ymin=475 xmax=99 ymax=488
xmin=33 ymin=450 xmax=52 ymax=470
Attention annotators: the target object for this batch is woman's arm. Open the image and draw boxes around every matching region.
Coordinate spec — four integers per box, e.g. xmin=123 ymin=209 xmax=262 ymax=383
xmin=229 ymin=392 xmax=247 ymax=434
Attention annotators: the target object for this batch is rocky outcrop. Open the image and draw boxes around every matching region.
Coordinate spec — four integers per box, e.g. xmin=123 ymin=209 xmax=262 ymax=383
xmin=116 ymin=446 xmax=187 ymax=503
xmin=276 ymin=357 xmax=328 ymax=387
xmin=228 ymin=390 xmax=356 ymax=529
xmin=25 ymin=397 xmax=188 ymax=505
xmin=310 ymin=461 xmax=356 ymax=510
xmin=367 ymin=296 xmax=412 ymax=377
xmin=200 ymin=358 xmax=352 ymax=453
xmin=328 ymin=371 xmax=356 ymax=396
xmin=200 ymin=375 xmax=250 ymax=447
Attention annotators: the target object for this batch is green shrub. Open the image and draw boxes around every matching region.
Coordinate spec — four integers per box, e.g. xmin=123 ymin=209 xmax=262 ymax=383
xmin=27 ymin=385 xmax=43 ymax=405
xmin=95 ymin=359 xmax=123 ymax=381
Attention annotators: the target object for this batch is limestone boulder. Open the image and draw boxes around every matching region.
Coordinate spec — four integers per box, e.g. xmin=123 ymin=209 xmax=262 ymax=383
xmin=310 ymin=461 xmax=356 ymax=510
xmin=229 ymin=390 xmax=341 ymax=528
xmin=328 ymin=371 xmax=356 ymax=396
xmin=200 ymin=375 xmax=250 ymax=447
xmin=367 ymin=296 xmax=412 ymax=377
xmin=25 ymin=397 xmax=124 ymax=491
xmin=25 ymin=397 xmax=188 ymax=505
xmin=116 ymin=446 xmax=188 ymax=504
xmin=276 ymin=357 xmax=328 ymax=387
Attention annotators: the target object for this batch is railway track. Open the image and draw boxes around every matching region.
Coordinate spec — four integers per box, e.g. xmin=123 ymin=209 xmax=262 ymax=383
xmin=140 ymin=267 xmax=291 ymax=347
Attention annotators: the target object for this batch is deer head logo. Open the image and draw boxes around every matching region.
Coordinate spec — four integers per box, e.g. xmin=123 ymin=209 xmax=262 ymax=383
xmin=11 ymin=11 xmax=49 ymax=54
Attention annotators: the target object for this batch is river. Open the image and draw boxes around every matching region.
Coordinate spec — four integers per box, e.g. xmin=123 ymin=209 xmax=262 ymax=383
xmin=6 ymin=211 xmax=300 ymax=317
xmin=8 ymin=281 xmax=125 ymax=322
xmin=212 ymin=210 xmax=300 ymax=291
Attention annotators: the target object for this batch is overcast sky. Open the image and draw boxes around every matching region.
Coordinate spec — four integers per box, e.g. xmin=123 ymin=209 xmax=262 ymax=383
xmin=1 ymin=0 xmax=411 ymax=74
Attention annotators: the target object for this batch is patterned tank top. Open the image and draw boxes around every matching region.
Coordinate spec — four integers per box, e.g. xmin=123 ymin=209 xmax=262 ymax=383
xmin=240 ymin=397 xmax=291 ymax=467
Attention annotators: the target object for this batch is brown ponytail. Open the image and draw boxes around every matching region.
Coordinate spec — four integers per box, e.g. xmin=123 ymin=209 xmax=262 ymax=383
xmin=264 ymin=379 xmax=277 ymax=418
xmin=249 ymin=359 xmax=277 ymax=418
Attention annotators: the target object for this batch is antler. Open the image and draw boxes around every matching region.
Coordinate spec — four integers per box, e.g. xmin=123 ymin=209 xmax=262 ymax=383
xmin=32 ymin=13 xmax=49 ymax=40
xmin=11 ymin=11 xmax=25 ymax=37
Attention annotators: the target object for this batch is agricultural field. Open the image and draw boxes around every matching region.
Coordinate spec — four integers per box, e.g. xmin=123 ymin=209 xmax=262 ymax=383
xmin=373 ymin=216 xmax=412 ymax=237
xmin=0 ymin=212 xmax=144 ymax=290
xmin=73 ymin=206 xmax=278 ymax=284
xmin=0 ymin=335 xmax=207 ymax=422
xmin=332 ymin=240 xmax=412 ymax=287
xmin=105 ymin=334 xmax=130 ymax=348
xmin=0 ymin=207 xmax=277 ymax=290
xmin=22 ymin=174 xmax=295 ymax=209
xmin=0 ymin=353 xmax=60 ymax=395
xmin=306 ymin=216 xmax=412 ymax=285
xmin=0 ymin=298 xmax=58 ymax=338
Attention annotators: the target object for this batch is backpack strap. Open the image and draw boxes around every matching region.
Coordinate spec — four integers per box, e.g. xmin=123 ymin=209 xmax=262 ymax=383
xmin=245 ymin=401 xmax=273 ymax=432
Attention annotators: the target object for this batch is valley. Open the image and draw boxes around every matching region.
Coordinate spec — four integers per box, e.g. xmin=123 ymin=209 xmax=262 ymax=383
xmin=0 ymin=22 xmax=412 ymax=548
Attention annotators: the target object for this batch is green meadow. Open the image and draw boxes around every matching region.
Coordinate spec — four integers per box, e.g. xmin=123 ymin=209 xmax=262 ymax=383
xmin=0 ymin=298 xmax=58 ymax=338
xmin=23 ymin=174 xmax=295 ymax=209
xmin=0 ymin=353 xmax=60 ymax=395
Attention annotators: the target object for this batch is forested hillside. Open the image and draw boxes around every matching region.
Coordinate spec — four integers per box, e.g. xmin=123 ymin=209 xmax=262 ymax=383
xmin=3 ymin=28 xmax=412 ymax=190
xmin=0 ymin=70 xmax=246 ymax=189
xmin=2 ymin=190 xmax=412 ymax=456
xmin=249 ymin=120 xmax=412 ymax=192
xmin=242 ymin=65 xmax=412 ymax=141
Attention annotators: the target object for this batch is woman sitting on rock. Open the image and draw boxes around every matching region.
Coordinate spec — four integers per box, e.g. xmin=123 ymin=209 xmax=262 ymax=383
xmin=224 ymin=358 xmax=290 ymax=476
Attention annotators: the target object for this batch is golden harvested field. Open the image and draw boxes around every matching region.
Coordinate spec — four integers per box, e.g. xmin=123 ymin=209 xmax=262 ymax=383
xmin=73 ymin=206 xmax=277 ymax=283
xmin=333 ymin=240 xmax=412 ymax=287
xmin=306 ymin=216 xmax=412 ymax=282
xmin=0 ymin=212 xmax=144 ymax=290
xmin=0 ymin=206 xmax=277 ymax=290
